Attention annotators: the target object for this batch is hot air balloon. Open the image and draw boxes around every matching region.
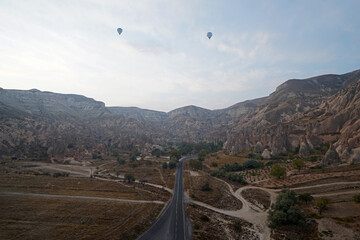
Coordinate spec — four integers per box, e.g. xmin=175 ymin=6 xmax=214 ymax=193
xmin=117 ymin=28 xmax=123 ymax=36
xmin=207 ymin=32 xmax=212 ymax=39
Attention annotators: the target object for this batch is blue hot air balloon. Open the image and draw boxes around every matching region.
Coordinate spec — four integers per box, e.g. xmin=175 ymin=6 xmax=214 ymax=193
xmin=117 ymin=28 xmax=123 ymax=36
xmin=207 ymin=32 xmax=212 ymax=39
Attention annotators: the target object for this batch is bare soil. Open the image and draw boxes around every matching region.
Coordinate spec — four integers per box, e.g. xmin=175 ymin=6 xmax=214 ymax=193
xmin=185 ymin=203 xmax=259 ymax=240
xmin=183 ymin=171 xmax=242 ymax=210
xmin=270 ymin=220 xmax=319 ymax=240
xmin=241 ymin=189 xmax=271 ymax=210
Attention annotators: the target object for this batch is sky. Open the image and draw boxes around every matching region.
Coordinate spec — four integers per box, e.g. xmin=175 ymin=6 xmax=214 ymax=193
xmin=1 ymin=0 xmax=359 ymax=112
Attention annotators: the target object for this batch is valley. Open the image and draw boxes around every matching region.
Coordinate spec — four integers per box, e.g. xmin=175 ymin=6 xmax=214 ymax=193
xmin=1 ymin=69 xmax=360 ymax=239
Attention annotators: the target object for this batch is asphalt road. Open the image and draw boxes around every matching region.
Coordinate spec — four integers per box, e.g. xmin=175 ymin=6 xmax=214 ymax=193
xmin=137 ymin=156 xmax=193 ymax=240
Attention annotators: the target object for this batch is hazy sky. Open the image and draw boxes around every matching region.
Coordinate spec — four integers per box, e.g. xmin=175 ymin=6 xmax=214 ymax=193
xmin=1 ymin=0 xmax=359 ymax=111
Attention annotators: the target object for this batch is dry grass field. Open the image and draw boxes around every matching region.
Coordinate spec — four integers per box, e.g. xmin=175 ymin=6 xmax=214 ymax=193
xmin=183 ymin=169 xmax=242 ymax=210
xmin=0 ymin=195 xmax=163 ymax=240
xmin=108 ymin=161 xmax=176 ymax=188
xmin=0 ymin=159 xmax=171 ymax=239
xmin=0 ymin=174 xmax=171 ymax=202
xmin=203 ymin=152 xmax=250 ymax=171
xmin=185 ymin=204 xmax=258 ymax=240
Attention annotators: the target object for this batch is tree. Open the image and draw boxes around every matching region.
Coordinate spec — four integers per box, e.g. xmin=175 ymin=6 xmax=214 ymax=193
xmin=129 ymin=152 xmax=137 ymax=162
xmin=189 ymin=159 xmax=203 ymax=170
xmin=270 ymin=164 xmax=286 ymax=179
xmin=268 ymin=189 xmax=304 ymax=228
xmin=169 ymin=159 xmax=177 ymax=169
xmin=298 ymin=193 xmax=313 ymax=204
xmin=124 ymin=173 xmax=135 ymax=183
xmin=198 ymin=149 xmax=207 ymax=161
xmin=170 ymin=149 xmax=181 ymax=161
xmin=162 ymin=162 xmax=168 ymax=169
xmin=117 ymin=156 xmax=126 ymax=165
xmin=139 ymin=179 xmax=147 ymax=185
xmin=151 ymin=148 xmax=161 ymax=158
xmin=292 ymin=159 xmax=305 ymax=173
xmin=315 ymin=198 xmax=328 ymax=215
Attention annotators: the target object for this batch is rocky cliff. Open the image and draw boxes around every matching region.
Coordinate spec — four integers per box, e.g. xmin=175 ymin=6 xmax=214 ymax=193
xmin=0 ymin=88 xmax=161 ymax=159
xmin=222 ymin=69 xmax=360 ymax=163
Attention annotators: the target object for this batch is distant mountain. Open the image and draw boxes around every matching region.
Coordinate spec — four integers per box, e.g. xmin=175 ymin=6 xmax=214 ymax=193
xmin=223 ymin=69 xmax=360 ymax=162
xmin=1 ymin=69 xmax=359 ymax=163
xmin=0 ymin=88 xmax=160 ymax=158
xmin=0 ymin=88 xmax=112 ymax=120
xmin=109 ymin=99 xmax=266 ymax=142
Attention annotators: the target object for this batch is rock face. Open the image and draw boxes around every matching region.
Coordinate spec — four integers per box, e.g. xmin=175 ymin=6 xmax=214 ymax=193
xmin=322 ymin=144 xmax=342 ymax=167
xmin=110 ymin=98 xmax=266 ymax=142
xmin=1 ymin=69 xmax=360 ymax=164
xmin=261 ymin=149 xmax=271 ymax=159
xmin=0 ymin=89 xmax=161 ymax=159
xmin=222 ymin=69 xmax=360 ymax=162
xmin=299 ymin=141 xmax=311 ymax=157
xmin=254 ymin=142 xmax=264 ymax=154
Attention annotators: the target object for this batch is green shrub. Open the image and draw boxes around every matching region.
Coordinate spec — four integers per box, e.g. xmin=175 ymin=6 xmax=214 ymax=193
xmin=268 ymin=189 xmax=304 ymax=228
xmin=211 ymin=162 xmax=218 ymax=167
xmin=354 ymin=194 xmax=360 ymax=203
xmin=162 ymin=162 xmax=168 ymax=169
xmin=270 ymin=164 xmax=286 ymax=179
xmin=194 ymin=222 xmax=200 ymax=230
xmin=233 ymin=220 xmax=242 ymax=231
xmin=200 ymin=215 xmax=210 ymax=222
xmin=189 ymin=159 xmax=202 ymax=170
xmin=200 ymin=182 xmax=212 ymax=191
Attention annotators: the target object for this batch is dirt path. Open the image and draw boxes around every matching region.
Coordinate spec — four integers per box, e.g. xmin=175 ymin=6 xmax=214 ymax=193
xmin=156 ymin=168 xmax=167 ymax=187
xmin=289 ymin=181 xmax=360 ymax=191
xmin=313 ymin=189 xmax=360 ymax=198
xmin=192 ymin=177 xmax=277 ymax=240
xmin=0 ymin=191 xmax=165 ymax=204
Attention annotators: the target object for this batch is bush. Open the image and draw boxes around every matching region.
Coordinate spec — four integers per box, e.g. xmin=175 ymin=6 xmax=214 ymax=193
xmin=198 ymin=149 xmax=207 ymax=161
xmin=189 ymin=159 xmax=202 ymax=170
xmin=193 ymin=222 xmax=200 ymax=230
xmin=315 ymin=198 xmax=328 ymax=215
xmin=246 ymin=152 xmax=256 ymax=159
xmin=162 ymin=162 xmax=168 ymax=169
xmin=124 ymin=173 xmax=135 ymax=182
xmin=170 ymin=149 xmax=181 ymax=161
xmin=292 ymin=159 xmax=305 ymax=172
xmin=211 ymin=162 xmax=218 ymax=167
xmin=169 ymin=160 xmax=177 ymax=169
xmin=268 ymin=189 xmax=304 ymax=228
xmin=233 ymin=220 xmax=242 ymax=231
xmin=53 ymin=172 xmax=69 ymax=178
xmin=117 ymin=157 xmax=126 ymax=165
xmin=200 ymin=215 xmax=210 ymax=222
xmin=151 ymin=148 xmax=161 ymax=157
xmin=270 ymin=164 xmax=286 ymax=179
xmin=354 ymin=194 xmax=360 ymax=203
xmin=225 ymin=172 xmax=247 ymax=184
xmin=298 ymin=193 xmax=314 ymax=204
xmin=242 ymin=159 xmax=264 ymax=169
xmin=200 ymin=182 xmax=212 ymax=191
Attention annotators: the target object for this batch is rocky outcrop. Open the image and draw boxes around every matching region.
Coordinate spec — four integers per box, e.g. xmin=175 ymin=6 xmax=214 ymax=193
xmin=262 ymin=149 xmax=271 ymax=159
xmin=254 ymin=142 xmax=264 ymax=154
xmin=299 ymin=141 xmax=311 ymax=157
xmin=322 ymin=144 xmax=342 ymax=167
xmin=222 ymin=69 xmax=360 ymax=162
